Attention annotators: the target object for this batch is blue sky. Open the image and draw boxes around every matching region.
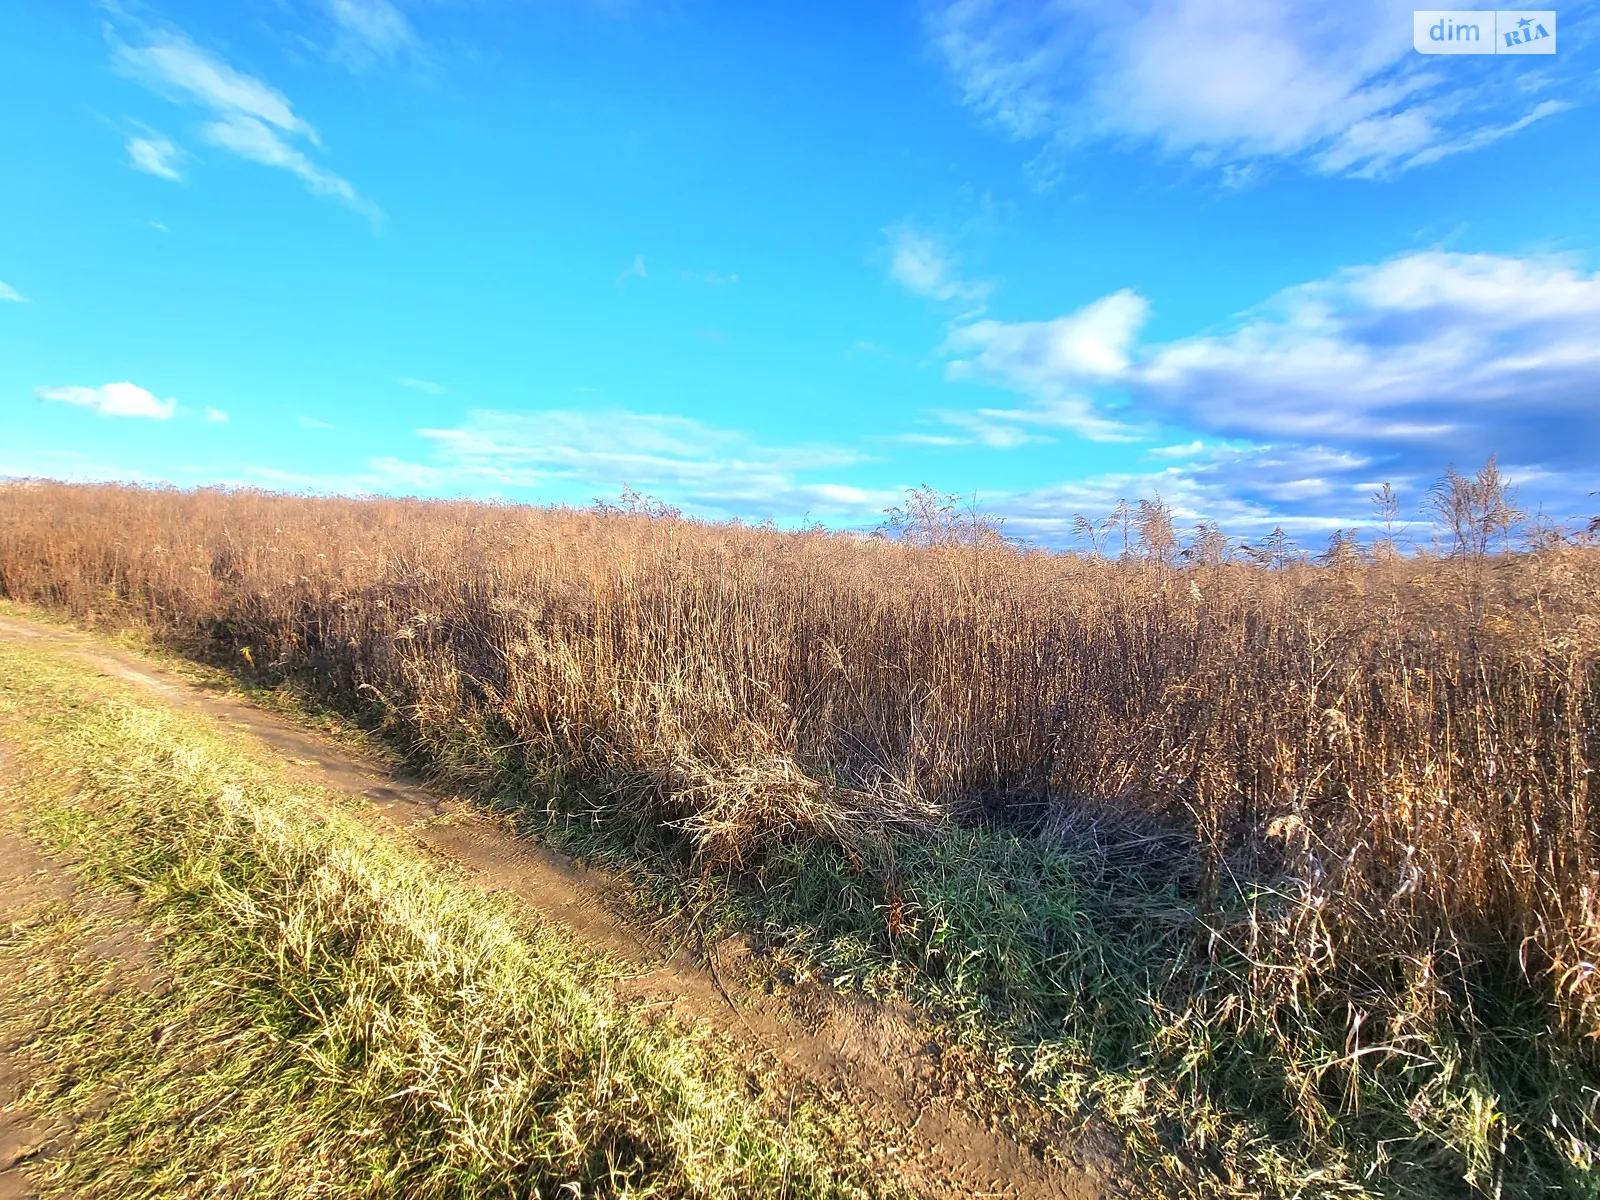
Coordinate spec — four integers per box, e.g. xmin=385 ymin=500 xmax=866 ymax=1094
xmin=4 ymin=0 xmax=1599 ymax=546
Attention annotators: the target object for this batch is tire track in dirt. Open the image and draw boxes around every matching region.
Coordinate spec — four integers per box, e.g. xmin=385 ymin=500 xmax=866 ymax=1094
xmin=0 ymin=615 xmax=1121 ymax=1200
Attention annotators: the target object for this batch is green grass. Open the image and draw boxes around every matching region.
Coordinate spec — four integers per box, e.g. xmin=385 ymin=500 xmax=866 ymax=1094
xmin=0 ymin=637 xmax=892 ymax=1200
xmin=498 ymin=734 xmax=1600 ymax=1198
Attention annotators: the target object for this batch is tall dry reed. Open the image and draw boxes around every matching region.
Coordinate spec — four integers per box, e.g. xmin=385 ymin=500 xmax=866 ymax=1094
xmin=1 ymin=480 xmax=1597 ymax=1046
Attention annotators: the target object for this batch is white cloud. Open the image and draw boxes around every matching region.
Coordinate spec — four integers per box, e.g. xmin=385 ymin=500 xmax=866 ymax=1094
xmin=989 ymin=444 xmax=1381 ymax=544
xmin=395 ymin=407 xmax=890 ymax=520
xmin=127 ymin=134 xmax=184 ymax=180
xmin=0 ymin=281 xmax=28 ymax=303
xmin=616 ymin=254 xmax=648 ymax=287
xmin=937 ymin=252 xmax=1600 ymax=471
xmin=913 ymin=409 xmax=1045 ymax=449
xmin=396 ymin=376 xmax=448 ymax=395
xmin=36 ymin=382 xmax=177 ymax=420
xmin=0 ymin=451 xmax=206 ymax=489
xmin=906 ymin=397 xmax=1136 ymax=447
xmin=928 ymin=0 xmax=1578 ymax=177
xmin=927 ymin=250 xmax=1600 ymax=523
xmin=937 ymin=289 xmax=1150 ymax=440
xmin=886 ymin=226 xmax=991 ymax=305
xmin=1398 ymin=100 xmax=1570 ymax=171
xmin=948 ymin=288 xmax=1149 ymax=383
xmin=114 ymin=29 xmax=377 ymax=219
xmin=1146 ymin=439 xmax=1208 ymax=459
xmin=297 ymin=415 xmax=336 ymax=430
xmin=1131 ymin=252 xmax=1600 ymax=471
xmin=116 ymin=34 xmax=315 ymax=140
xmin=200 ymin=115 xmax=376 ymax=220
xmin=327 ymin=0 xmax=416 ymax=59
xmin=681 ymin=269 xmax=741 ymax=286
xmin=205 ymin=406 xmax=229 ymax=423
xmin=944 ymin=438 xmax=1447 ymax=551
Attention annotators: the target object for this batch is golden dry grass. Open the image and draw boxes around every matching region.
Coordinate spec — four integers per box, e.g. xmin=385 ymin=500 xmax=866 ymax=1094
xmin=2 ymin=479 xmax=1598 ymax=1193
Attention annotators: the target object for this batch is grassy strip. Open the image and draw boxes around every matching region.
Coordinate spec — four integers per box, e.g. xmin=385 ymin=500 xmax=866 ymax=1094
xmin=0 ymin=637 xmax=889 ymax=1200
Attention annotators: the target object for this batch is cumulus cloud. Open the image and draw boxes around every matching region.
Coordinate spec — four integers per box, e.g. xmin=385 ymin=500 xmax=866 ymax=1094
xmin=0 ymin=281 xmax=28 ymax=303
xmin=393 ymin=408 xmax=891 ymax=520
xmin=36 ymin=382 xmax=177 ymax=420
xmin=127 ymin=133 xmax=184 ymax=180
xmin=928 ymin=0 xmax=1580 ymax=177
xmin=948 ymin=289 xmax=1149 ymax=384
xmin=938 ymin=289 xmax=1151 ymax=440
xmin=885 ymin=226 xmax=992 ymax=306
xmin=1133 ymin=252 xmax=1600 ymax=471
xmin=938 ymin=252 xmax=1600 ymax=470
xmin=114 ymin=29 xmax=378 ymax=219
xmin=927 ymin=250 xmax=1600 ymax=526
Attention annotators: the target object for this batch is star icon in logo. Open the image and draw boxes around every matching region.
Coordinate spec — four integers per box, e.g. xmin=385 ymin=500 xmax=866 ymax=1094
xmin=1517 ymin=16 xmax=1533 ymax=29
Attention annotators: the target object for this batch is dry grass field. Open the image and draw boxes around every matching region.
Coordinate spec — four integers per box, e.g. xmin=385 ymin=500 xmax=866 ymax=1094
xmin=2 ymin=477 xmax=1598 ymax=1197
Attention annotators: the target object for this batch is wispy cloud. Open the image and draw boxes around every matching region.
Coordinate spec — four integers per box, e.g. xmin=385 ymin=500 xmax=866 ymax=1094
xmin=297 ymin=415 xmax=336 ymax=430
xmin=1145 ymin=439 xmax=1208 ymax=459
xmin=113 ymin=29 xmax=379 ymax=220
xmin=200 ymin=114 xmax=378 ymax=219
xmin=928 ymin=0 xmax=1584 ymax=178
xmin=115 ymin=33 xmax=315 ymax=139
xmin=680 ymin=269 xmax=741 ymax=286
xmin=985 ymin=442 xmax=1386 ymax=545
xmin=615 ymin=254 xmax=648 ymax=289
xmin=387 ymin=407 xmax=889 ymax=521
xmin=0 ymin=281 xmax=28 ymax=304
xmin=396 ymin=376 xmax=448 ymax=395
xmin=0 ymin=451 xmax=212 ymax=489
xmin=127 ymin=133 xmax=184 ymax=180
xmin=36 ymin=382 xmax=177 ymax=420
xmin=325 ymin=0 xmax=418 ymax=63
xmin=885 ymin=225 xmax=991 ymax=306
xmin=1397 ymin=99 xmax=1571 ymax=171
xmin=204 ymin=406 xmax=229 ymax=423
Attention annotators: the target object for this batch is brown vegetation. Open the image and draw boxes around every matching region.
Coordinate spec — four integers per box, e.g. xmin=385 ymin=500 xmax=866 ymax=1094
xmin=1 ymin=477 xmax=1598 ymax=1191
